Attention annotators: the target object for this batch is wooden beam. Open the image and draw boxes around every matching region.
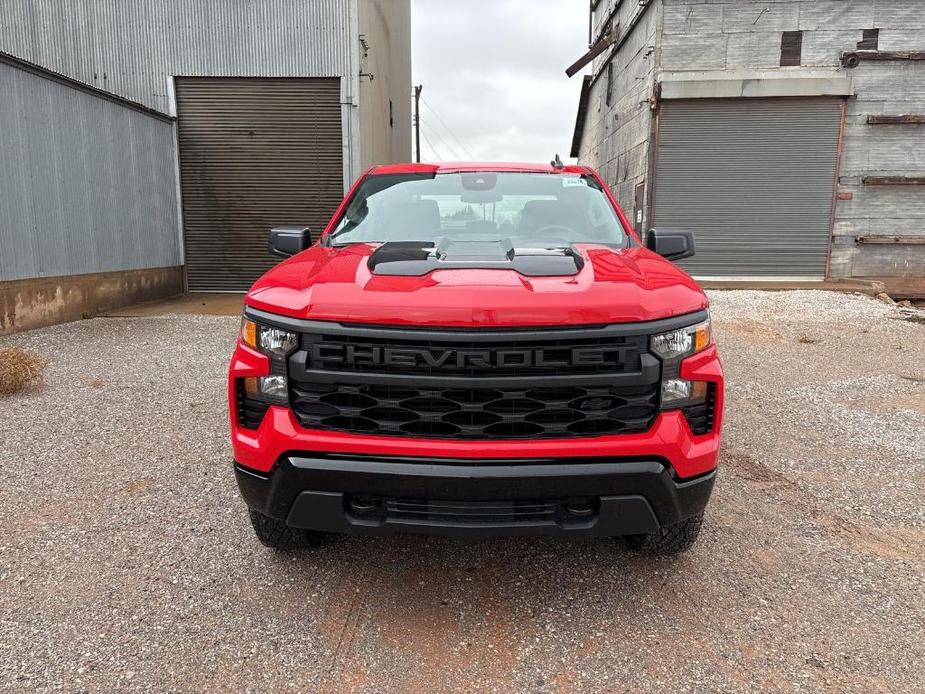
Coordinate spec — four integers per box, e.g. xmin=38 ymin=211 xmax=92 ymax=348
xmin=856 ymin=235 xmax=925 ymax=245
xmin=862 ymin=175 xmax=925 ymax=185
xmin=857 ymin=50 xmax=925 ymax=61
xmin=842 ymin=50 xmax=925 ymax=68
xmin=867 ymin=114 xmax=925 ymax=125
xmin=566 ymin=30 xmax=618 ymax=77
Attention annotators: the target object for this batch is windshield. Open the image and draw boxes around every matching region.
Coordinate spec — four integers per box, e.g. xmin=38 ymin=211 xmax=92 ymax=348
xmin=325 ymin=172 xmax=629 ymax=247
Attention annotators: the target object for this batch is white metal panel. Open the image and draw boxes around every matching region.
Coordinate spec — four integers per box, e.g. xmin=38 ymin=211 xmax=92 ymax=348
xmin=0 ymin=59 xmax=180 ymax=281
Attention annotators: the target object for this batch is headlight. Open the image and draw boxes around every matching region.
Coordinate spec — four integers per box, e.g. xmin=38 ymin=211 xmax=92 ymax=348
xmin=240 ymin=318 xmax=298 ymax=357
xmin=650 ymin=317 xmax=712 ymax=360
xmin=239 ymin=316 xmax=298 ymax=407
xmin=660 ymin=378 xmax=709 ymax=407
xmin=651 ymin=316 xmax=713 ymax=412
xmin=243 ymin=375 xmax=288 ymax=404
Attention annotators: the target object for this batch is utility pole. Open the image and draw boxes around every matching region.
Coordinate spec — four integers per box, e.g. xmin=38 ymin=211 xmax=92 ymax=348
xmin=413 ymin=84 xmax=423 ymax=162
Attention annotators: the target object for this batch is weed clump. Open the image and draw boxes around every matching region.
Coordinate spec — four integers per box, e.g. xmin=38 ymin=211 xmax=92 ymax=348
xmin=0 ymin=347 xmax=49 ymax=396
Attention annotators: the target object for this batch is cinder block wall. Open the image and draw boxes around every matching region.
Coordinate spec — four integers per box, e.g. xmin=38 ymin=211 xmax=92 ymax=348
xmin=578 ymin=0 xmax=925 ymax=293
xmin=577 ymin=0 xmax=661 ymax=217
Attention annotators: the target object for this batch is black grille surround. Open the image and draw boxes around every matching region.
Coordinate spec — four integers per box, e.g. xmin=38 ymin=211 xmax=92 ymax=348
xmin=303 ymin=331 xmax=645 ymax=377
xmin=243 ymin=307 xmax=711 ymax=441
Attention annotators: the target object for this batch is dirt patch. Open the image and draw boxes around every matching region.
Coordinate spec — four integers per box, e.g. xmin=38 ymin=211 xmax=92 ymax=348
xmin=726 ymin=453 xmax=924 ymax=563
xmin=123 ymin=479 xmax=154 ymax=494
xmin=718 ymin=319 xmax=783 ymax=343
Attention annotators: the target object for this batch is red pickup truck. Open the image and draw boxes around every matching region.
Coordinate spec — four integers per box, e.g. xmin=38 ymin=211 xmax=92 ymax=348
xmin=229 ymin=162 xmax=723 ymax=553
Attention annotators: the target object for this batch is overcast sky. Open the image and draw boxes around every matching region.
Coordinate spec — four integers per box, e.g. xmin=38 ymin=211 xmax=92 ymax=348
xmin=411 ymin=0 xmax=589 ymax=163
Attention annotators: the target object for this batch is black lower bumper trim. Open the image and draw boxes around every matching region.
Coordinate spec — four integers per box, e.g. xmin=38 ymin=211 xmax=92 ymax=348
xmin=234 ymin=455 xmax=715 ymax=539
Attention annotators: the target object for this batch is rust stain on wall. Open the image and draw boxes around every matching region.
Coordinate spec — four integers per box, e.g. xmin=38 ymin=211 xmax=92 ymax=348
xmin=0 ymin=266 xmax=183 ymax=335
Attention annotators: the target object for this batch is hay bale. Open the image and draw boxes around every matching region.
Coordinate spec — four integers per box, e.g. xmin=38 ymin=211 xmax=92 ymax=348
xmin=0 ymin=347 xmax=49 ymax=396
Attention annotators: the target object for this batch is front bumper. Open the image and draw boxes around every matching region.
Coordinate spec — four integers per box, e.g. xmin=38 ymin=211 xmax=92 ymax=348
xmin=228 ymin=340 xmax=723 ymax=480
xmin=235 ymin=455 xmax=715 ymax=538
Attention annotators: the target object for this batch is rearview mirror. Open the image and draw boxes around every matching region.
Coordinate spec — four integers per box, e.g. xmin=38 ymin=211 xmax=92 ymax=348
xmin=646 ymin=228 xmax=695 ymax=261
xmin=268 ymin=226 xmax=312 ymax=258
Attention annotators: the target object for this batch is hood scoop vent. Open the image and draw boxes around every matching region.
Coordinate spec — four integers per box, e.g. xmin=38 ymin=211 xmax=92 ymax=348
xmin=368 ymin=239 xmax=584 ymax=277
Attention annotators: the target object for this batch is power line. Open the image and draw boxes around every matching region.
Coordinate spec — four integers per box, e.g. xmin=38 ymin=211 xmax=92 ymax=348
xmin=419 ymin=128 xmax=443 ymax=161
xmin=420 ymin=96 xmax=475 ymax=159
xmin=421 ymin=119 xmax=462 ymax=160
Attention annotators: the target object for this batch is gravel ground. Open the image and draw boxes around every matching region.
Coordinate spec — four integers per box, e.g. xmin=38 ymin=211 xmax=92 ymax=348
xmin=1 ymin=290 xmax=923 ymax=693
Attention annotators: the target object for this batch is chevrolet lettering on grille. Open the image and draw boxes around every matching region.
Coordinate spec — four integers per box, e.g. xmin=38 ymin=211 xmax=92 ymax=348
xmin=310 ymin=343 xmax=628 ymax=369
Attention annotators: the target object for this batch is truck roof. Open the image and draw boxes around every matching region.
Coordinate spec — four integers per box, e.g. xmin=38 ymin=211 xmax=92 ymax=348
xmin=370 ymin=161 xmax=589 ymax=175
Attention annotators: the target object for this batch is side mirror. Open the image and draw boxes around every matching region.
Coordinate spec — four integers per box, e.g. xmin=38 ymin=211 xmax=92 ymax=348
xmin=268 ymin=226 xmax=312 ymax=258
xmin=646 ymin=228 xmax=695 ymax=261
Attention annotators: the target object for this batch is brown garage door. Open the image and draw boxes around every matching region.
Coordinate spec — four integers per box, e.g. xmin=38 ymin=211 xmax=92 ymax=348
xmin=176 ymin=78 xmax=343 ymax=291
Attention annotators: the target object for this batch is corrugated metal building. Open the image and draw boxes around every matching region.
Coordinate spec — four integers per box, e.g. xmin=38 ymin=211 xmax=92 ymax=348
xmin=1 ymin=0 xmax=411 ymax=332
xmin=570 ymin=0 xmax=925 ymax=295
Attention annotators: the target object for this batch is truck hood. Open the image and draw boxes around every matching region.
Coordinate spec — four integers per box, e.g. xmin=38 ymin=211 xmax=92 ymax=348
xmin=245 ymin=243 xmax=708 ymax=327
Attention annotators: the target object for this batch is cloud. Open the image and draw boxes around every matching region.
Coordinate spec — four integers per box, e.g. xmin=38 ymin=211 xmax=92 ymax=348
xmin=412 ymin=0 xmax=589 ymax=163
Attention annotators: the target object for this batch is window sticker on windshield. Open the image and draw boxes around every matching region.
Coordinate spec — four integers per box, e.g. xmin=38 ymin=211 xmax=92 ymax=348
xmin=562 ymin=177 xmax=587 ymax=187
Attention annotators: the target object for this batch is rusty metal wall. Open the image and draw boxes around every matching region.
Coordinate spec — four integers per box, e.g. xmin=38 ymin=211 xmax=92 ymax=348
xmin=0 ymin=0 xmax=353 ymax=116
xmin=176 ymin=78 xmax=343 ymax=291
xmin=0 ymin=58 xmax=181 ymax=282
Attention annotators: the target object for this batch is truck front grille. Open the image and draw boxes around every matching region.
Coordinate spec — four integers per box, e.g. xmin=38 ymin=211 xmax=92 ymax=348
xmin=281 ymin=318 xmax=675 ymax=440
xmin=291 ymin=381 xmax=658 ymax=439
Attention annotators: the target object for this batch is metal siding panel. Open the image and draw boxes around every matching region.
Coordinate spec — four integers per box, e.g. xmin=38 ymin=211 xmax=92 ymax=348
xmin=0 ymin=0 xmax=352 ymax=114
xmin=653 ymin=97 xmax=842 ymax=278
xmin=0 ymin=63 xmax=40 ymax=280
xmin=0 ymin=60 xmax=181 ymax=281
xmin=176 ymin=77 xmax=343 ymax=291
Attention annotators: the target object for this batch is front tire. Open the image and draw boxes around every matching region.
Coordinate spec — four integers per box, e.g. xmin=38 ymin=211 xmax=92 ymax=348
xmin=624 ymin=512 xmax=704 ymax=554
xmin=248 ymin=509 xmax=329 ymax=551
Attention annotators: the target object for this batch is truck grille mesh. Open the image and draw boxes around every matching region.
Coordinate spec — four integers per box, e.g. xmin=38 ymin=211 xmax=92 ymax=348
xmin=291 ymin=381 xmax=658 ymax=439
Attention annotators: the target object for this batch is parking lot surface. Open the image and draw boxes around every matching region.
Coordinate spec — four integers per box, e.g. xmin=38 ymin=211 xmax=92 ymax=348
xmin=1 ymin=291 xmax=923 ymax=692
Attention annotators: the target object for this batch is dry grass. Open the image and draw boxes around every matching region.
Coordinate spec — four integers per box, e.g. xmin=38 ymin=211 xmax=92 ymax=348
xmin=0 ymin=347 xmax=49 ymax=396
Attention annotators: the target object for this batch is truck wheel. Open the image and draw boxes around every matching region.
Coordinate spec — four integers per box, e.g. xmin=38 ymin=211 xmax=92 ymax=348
xmin=623 ymin=512 xmax=704 ymax=554
xmin=248 ymin=509 xmax=329 ymax=551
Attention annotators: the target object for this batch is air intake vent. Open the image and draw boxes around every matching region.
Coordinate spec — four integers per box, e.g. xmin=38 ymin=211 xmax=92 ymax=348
xmin=235 ymin=380 xmax=270 ymax=429
xmin=682 ymin=383 xmax=716 ymax=435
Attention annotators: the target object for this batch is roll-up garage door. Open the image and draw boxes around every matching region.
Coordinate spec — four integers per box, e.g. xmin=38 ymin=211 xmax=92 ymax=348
xmin=652 ymin=97 xmax=842 ymax=278
xmin=176 ymin=78 xmax=343 ymax=291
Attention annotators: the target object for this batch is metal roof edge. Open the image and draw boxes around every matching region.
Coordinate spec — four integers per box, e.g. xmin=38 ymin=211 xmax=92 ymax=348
xmin=570 ymin=75 xmax=593 ymax=159
xmin=0 ymin=51 xmax=175 ymax=122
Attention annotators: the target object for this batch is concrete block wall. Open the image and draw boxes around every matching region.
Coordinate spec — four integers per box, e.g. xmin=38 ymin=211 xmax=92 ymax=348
xmin=659 ymin=1 xmax=878 ymax=71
